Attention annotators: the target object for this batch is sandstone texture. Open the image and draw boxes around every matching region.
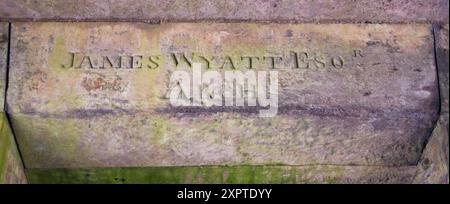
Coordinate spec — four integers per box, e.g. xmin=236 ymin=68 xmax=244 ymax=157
xmin=0 ymin=0 xmax=448 ymax=24
xmin=7 ymin=22 xmax=439 ymax=169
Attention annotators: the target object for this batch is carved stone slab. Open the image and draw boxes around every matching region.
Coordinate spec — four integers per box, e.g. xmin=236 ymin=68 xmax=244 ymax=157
xmin=7 ymin=22 xmax=439 ymax=168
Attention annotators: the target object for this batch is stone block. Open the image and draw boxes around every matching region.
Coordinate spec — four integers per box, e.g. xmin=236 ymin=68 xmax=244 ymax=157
xmin=7 ymin=22 xmax=439 ymax=168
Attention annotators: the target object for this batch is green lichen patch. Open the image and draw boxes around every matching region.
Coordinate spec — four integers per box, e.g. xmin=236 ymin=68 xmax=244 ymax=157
xmin=25 ymin=165 xmax=334 ymax=184
xmin=0 ymin=114 xmax=12 ymax=179
xmin=25 ymin=164 xmax=416 ymax=184
xmin=0 ymin=113 xmax=27 ymax=183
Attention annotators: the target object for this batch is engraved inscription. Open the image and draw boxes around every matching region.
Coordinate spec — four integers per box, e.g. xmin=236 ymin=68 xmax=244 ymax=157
xmin=61 ymin=52 xmax=162 ymax=69
xmin=59 ymin=50 xmax=362 ymax=71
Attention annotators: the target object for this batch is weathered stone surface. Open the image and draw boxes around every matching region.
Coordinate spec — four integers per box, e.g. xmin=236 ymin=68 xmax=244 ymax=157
xmin=0 ymin=22 xmax=7 ymax=107
xmin=0 ymin=0 xmax=448 ymax=23
xmin=0 ymin=113 xmax=27 ymax=184
xmin=26 ymin=165 xmax=417 ymax=184
xmin=414 ymin=24 xmax=449 ymax=184
xmin=7 ymin=22 xmax=439 ymax=168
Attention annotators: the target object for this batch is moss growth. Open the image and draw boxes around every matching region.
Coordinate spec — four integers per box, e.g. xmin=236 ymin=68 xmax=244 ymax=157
xmin=25 ymin=165 xmax=347 ymax=184
xmin=0 ymin=114 xmax=12 ymax=179
xmin=0 ymin=113 xmax=27 ymax=183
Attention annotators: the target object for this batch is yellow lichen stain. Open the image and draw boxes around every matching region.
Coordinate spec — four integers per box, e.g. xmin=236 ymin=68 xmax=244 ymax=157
xmin=48 ymin=36 xmax=73 ymax=75
xmin=131 ymin=26 xmax=165 ymax=110
xmin=149 ymin=116 xmax=170 ymax=145
xmin=45 ymin=35 xmax=84 ymax=112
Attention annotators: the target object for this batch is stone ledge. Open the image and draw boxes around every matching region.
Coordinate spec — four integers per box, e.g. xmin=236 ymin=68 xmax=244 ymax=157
xmin=0 ymin=0 xmax=448 ymax=23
